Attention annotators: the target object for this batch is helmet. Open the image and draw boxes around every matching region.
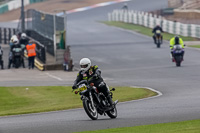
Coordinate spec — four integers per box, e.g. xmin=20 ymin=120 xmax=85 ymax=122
xmin=79 ymin=58 xmax=91 ymax=72
xmin=13 ymin=38 xmax=19 ymax=45
xmin=175 ymin=36 xmax=179 ymax=44
xmin=21 ymin=33 xmax=26 ymax=39
xmin=10 ymin=35 xmax=17 ymax=43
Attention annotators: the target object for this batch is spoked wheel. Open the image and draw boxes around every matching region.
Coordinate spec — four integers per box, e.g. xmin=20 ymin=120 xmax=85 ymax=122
xmin=106 ymin=106 xmax=117 ymax=119
xmin=83 ymin=99 xmax=98 ymax=120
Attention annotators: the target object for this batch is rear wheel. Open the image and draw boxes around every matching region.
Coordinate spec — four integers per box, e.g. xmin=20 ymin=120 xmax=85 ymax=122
xmin=175 ymin=56 xmax=182 ymax=67
xmin=83 ymin=99 xmax=98 ymax=120
xmin=156 ymin=39 xmax=161 ymax=48
xmin=15 ymin=58 xmax=20 ymax=68
xmin=157 ymin=43 xmax=160 ymax=48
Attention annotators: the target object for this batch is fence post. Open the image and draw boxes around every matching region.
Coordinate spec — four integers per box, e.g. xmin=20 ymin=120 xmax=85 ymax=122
xmin=196 ymin=27 xmax=200 ymax=38
xmin=173 ymin=21 xmax=176 ymax=34
xmin=13 ymin=28 xmax=16 ymax=35
xmin=8 ymin=28 xmax=11 ymax=42
xmin=4 ymin=28 xmax=6 ymax=44
xmin=187 ymin=24 xmax=191 ymax=37
xmin=0 ymin=28 xmax=1 ymax=44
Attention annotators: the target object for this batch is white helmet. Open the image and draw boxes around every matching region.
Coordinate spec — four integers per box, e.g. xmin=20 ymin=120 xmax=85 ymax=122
xmin=13 ymin=38 xmax=19 ymax=45
xmin=10 ymin=35 xmax=17 ymax=43
xmin=21 ymin=33 xmax=26 ymax=39
xmin=79 ymin=58 xmax=91 ymax=72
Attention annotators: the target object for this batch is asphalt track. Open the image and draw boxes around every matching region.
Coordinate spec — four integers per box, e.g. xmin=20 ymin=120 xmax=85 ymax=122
xmin=0 ymin=0 xmax=200 ymax=133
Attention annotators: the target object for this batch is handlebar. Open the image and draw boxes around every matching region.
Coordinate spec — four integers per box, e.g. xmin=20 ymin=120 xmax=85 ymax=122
xmin=76 ymin=80 xmax=88 ymax=87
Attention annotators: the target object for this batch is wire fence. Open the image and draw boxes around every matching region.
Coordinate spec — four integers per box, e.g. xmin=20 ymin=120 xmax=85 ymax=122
xmin=25 ymin=9 xmax=65 ymax=56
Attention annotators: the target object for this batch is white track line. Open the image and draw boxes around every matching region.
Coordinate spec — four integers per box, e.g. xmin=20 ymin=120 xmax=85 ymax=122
xmin=118 ymin=86 xmax=162 ymax=104
xmin=45 ymin=73 xmax=63 ymax=81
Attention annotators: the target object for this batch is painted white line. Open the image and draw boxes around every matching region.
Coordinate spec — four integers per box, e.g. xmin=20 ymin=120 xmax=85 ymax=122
xmin=118 ymin=86 xmax=163 ymax=104
xmin=45 ymin=73 xmax=63 ymax=81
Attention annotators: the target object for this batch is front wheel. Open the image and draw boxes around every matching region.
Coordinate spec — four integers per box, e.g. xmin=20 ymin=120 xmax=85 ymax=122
xmin=83 ymin=99 xmax=98 ymax=120
xmin=106 ymin=106 xmax=117 ymax=119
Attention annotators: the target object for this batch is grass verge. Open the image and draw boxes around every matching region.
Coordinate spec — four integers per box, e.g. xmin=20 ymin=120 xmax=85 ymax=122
xmin=0 ymin=86 xmax=157 ymax=116
xmin=102 ymin=21 xmax=199 ymax=41
xmin=76 ymin=119 xmax=200 ymax=133
xmin=188 ymin=45 xmax=200 ymax=48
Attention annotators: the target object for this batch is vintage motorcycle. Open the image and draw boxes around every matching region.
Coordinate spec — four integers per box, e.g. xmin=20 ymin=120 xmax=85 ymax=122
xmin=172 ymin=44 xmax=184 ymax=67
xmin=73 ymin=80 xmax=118 ymax=120
xmin=154 ymin=30 xmax=162 ymax=48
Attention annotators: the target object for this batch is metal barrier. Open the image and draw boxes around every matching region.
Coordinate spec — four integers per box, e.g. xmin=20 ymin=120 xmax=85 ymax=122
xmin=25 ymin=9 xmax=65 ymax=56
xmin=26 ymin=29 xmax=52 ymax=60
xmin=108 ymin=9 xmax=200 ymax=38
xmin=0 ymin=27 xmax=16 ymax=44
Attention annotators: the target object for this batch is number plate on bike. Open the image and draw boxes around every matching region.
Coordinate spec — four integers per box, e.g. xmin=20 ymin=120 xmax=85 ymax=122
xmin=156 ymin=30 xmax=161 ymax=34
xmin=79 ymin=84 xmax=87 ymax=92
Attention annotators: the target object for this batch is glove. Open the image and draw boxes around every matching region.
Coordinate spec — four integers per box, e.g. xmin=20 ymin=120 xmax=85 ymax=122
xmin=72 ymin=85 xmax=77 ymax=90
xmin=93 ymin=74 xmax=98 ymax=79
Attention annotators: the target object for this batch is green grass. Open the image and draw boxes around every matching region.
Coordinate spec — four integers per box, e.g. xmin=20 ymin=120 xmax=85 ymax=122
xmin=102 ymin=21 xmax=199 ymax=41
xmin=0 ymin=86 xmax=157 ymax=116
xmin=188 ymin=45 xmax=200 ymax=48
xmin=76 ymin=119 xmax=200 ymax=133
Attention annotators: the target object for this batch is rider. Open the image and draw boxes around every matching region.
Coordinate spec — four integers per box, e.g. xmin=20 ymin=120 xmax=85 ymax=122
xmin=170 ymin=36 xmax=185 ymax=62
xmin=122 ymin=3 xmax=128 ymax=10
xmin=20 ymin=33 xmax=29 ymax=46
xmin=152 ymin=25 xmax=163 ymax=44
xmin=10 ymin=38 xmax=25 ymax=68
xmin=72 ymin=58 xmax=113 ymax=107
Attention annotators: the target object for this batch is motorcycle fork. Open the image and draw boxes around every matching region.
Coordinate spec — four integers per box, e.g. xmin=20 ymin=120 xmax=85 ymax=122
xmin=89 ymin=92 xmax=95 ymax=109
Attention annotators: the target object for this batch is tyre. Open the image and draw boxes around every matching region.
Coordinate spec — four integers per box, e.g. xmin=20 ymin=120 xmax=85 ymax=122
xmin=83 ymin=99 xmax=98 ymax=120
xmin=175 ymin=56 xmax=182 ymax=67
xmin=157 ymin=43 xmax=160 ymax=48
xmin=106 ymin=106 xmax=117 ymax=119
xmin=15 ymin=58 xmax=20 ymax=68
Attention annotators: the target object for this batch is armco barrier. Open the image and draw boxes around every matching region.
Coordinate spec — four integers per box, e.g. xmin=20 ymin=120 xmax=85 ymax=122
xmin=0 ymin=27 xmax=16 ymax=44
xmin=108 ymin=10 xmax=200 ymax=38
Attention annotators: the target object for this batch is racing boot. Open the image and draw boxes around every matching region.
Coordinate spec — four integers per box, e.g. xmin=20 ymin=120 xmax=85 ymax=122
xmin=107 ymin=95 xmax=113 ymax=107
xmin=1 ymin=60 xmax=4 ymax=69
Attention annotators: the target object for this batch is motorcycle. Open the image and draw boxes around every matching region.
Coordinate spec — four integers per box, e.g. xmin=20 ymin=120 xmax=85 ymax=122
xmin=172 ymin=44 xmax=184 ymax=67
xmin=12 ymin=44 xmax=25 ymax=68
xmin=155 ymin=30 xmax=162 ymax=48
xmin=12 ymin=47 xmax=23 ymax=68
xmin=73 ymin=80 xmax=118 ymax=120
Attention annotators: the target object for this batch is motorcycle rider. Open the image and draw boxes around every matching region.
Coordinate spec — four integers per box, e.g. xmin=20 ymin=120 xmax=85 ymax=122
xmin=9 ymin=38 xmax=25 ymax=68
xmin=170 ymin=36 xmax=185 ymax=62
xmin=122 ymin=3 xmax=128 ymax=10
xmin=20 ymin=33 xmax=29 ymax=46
xmin=152 ymin=25 xmax=163 ymax=44
xmin=72 ymin=58 xmax=113 ymax=107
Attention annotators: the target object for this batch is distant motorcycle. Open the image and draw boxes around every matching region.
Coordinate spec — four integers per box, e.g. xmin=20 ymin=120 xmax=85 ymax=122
xmin=12 ymin=44 xmax=25 ymax=68
xmin=73 ymin=80 xmax=118 ymax=120
xmin=12 ymin=47 xmax=23 ymax=68
xmin=154 ymin=30 xmax=162 ymax=48
xmin=172 ymin=44 xmax=184 ymax=67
